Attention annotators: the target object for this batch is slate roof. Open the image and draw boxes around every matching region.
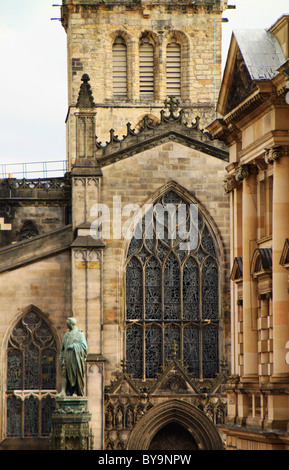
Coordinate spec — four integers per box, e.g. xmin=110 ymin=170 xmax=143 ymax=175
xmin=233 ymin=29 xmax=286 ymax=81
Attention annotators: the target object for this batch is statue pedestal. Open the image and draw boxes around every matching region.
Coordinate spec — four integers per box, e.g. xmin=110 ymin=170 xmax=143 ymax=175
xmin=50 ymin=397 xmax=94 ymax=450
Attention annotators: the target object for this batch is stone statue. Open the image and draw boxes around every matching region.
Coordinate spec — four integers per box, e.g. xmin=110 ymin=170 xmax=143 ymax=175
xmin=57 ymin=317 xmax=87 ymax=397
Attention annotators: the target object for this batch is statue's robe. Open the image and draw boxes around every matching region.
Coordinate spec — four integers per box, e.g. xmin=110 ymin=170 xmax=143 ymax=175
xmin=60 ymin=327 xmax=87 ymax=396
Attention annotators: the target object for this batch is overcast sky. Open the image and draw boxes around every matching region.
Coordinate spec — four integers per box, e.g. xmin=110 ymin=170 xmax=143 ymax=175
xmin=0 ymin=0 xmax=288 ymax=174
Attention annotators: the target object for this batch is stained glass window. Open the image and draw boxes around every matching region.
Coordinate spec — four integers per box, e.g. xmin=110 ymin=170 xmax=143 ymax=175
xmin=6 ymin=310 xmax=57 ymax=438
xmin=125 ymin=189 xmax=219 ymax=380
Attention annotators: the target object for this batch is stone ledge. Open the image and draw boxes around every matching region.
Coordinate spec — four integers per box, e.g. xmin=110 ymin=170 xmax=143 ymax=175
xmin=0 ymin=225 xmax=73 ymax=273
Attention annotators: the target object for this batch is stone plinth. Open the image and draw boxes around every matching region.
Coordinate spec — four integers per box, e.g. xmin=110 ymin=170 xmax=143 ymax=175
xmin=50 ymin=397 xmax=94 ymax=450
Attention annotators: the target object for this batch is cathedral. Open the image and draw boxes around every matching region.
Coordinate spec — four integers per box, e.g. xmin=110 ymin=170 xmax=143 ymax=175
xmin=0 ymin=0 xmax=288 ymax=451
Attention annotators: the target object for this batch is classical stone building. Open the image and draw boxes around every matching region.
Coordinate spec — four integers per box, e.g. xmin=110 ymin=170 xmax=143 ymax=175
xmin=208 ymin=14 xmax=289 ymax=450
xmin=0 ymin=0 xmax=233 ymax=450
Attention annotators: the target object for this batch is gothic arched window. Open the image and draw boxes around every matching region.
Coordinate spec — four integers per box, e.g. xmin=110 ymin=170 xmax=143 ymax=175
xmin=6 ymin=309 xmax=57 ymax=438
xmin=125 ymin=190 xmax=220 ymax=380
xmin=113 ymin=37 xmax=128 ymax=98
xmin=166 ymin=38 xmax=181 ymax=98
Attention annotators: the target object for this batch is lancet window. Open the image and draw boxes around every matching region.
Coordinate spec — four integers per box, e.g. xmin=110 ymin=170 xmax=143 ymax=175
xmin=166 ymin=38 xmax=181 ymax=97
xmin=139 ymin=37 xmax=155 ymax=97
xmin=113 ymin=37 xmax=128 ymax=98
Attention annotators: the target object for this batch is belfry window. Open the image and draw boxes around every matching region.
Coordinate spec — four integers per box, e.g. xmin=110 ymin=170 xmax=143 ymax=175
xmin=139 ymin=38 xmax=155 ymax=97
xmin=113 ymin=37 xmax=128 ymax=98
xmin=166 ymin=38 xmax=181 ymax=98
xmin=6 ymin=310 xmax=57 ymax=438
xmin=125 ymin=190 xmax=220 ymax=380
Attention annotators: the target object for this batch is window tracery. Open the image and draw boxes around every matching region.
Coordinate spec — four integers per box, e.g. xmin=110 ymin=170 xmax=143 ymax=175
xmin=6 ymin=310 xmax=57 ymax=438
xmin=125 ymin=189 xmax=220 ymax=380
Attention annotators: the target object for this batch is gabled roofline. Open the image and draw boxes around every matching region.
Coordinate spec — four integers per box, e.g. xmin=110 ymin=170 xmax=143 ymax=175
xmin=84 ymin=110 xmax=229 ymax=168
xmin=217 ymin=25 xmax=286 ymax=118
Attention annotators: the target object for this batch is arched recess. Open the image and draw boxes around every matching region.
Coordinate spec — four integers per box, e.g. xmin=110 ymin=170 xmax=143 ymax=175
xmin=138 ymin=31 xmax=160 ymax=100
xmin=164 ymin=30 xmax=191 ymax=101
xmin=112 ymin=37 xmax=128 ymax=98
xmin=126 ymin=399 xmax=224 ymax=450
xmin=106 ymin=29 xmax=134 ymax=100
xmin=3 ymin=305 xmax=60 ymax=440
xmin=17 ymin=220 xmax=40 ymax=241
xmin=166 ymin=38 xmax=181 ymax=98
xmin=123 ymin=181 xmax=226 ymax=381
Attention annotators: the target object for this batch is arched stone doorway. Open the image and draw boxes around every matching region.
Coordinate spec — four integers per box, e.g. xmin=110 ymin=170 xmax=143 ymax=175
xmin=148 ymin=422 xmax=198 ymax=450
xmin=126 ymin=399 xmax=224 ymax=450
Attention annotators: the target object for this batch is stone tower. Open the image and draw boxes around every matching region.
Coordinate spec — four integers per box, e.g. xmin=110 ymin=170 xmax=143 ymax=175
xmin=58 ymin=0 xmax=231 ymax=450
xmin=61 ymin=0 xmax=229 ymax=167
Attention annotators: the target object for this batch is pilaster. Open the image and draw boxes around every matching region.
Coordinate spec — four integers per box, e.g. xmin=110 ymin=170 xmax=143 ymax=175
xmin=271 ymin=147 xmax=289 ymax=381
xmin=241 ymin=166 xmax=258 ymax=379
xmin=69 ymin=74 xmax=106 ymax=447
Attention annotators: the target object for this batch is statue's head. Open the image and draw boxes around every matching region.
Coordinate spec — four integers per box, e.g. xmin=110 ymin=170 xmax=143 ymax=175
xmin=67 ymin=317 xmax=77 ymax=329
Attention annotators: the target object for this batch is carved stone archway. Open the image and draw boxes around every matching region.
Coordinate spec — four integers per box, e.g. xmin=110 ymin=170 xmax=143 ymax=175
xmin=126 ymin=399 xmax=224 ymax=450
xmin=148 ymin=422 xmax=198 ymax=450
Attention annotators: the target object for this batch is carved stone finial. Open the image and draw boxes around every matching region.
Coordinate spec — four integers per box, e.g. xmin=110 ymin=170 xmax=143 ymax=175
xmin=164 ymin=96 xmax=180 ymax=114
xmin=171 ymin=340 xmax=179 ymax=359
xmin=76 ymin=74 xmax=96 ymax=109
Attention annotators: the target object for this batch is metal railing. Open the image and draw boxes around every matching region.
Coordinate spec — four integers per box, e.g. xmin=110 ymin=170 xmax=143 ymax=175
xmin=0 ymin=160 xmax=67 ymax=179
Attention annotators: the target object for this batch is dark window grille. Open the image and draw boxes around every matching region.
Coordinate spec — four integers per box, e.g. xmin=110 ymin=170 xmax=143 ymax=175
xmin=125 ymin=190 xmax=219 ymax=380
xmin=6 ymin=310 xmax=57 ymax=438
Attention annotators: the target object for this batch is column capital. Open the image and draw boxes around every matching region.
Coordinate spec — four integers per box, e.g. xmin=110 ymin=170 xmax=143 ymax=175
xmin=264 ymin=145 xmax=289 ymax=164
xmin=224 ymin=174 xmax=241 ymax=193
xmin=235 ymin=163 xmax=258 ymax=182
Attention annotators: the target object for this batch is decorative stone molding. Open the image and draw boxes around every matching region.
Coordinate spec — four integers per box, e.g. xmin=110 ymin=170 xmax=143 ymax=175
xmin=50 ymin=397 xmax=94 ymax=450
xmin=230 ymin=257 xmax=243 ymax=282
xmin=235 ymin=163 xmax=258 ymax=182
xmin=103 ymin=357 xmax=228 ymax=450
xmin=235 ymin=164 xmax=250 ymax=181
xmin=0 ymin=178 xmax=67 ymax=191
xmin=251 ymin=248 xmax=272 ymax=297
xmin=73 ymin=177 xmax=86 ymax=187
xmin=95 ymin=107 xmax=229 ymax=168
xmin=254 ymin=157 xmax=268 ymax=171
xmin=73 ymin=248 xmax=102 ymax=262
xmin=264 ymin=145 xmax=289 ymax=164
xmin=126 ymin=399 xmax=224 ymax=450
xmin=280 ymin=238 xmax=289 ymax=269
xmin=224 ymin=174 xmax=241 ymax=193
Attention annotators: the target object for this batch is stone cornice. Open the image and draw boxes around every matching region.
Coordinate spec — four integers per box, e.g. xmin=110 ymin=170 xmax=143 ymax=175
xmin=223 ymin=144 xmax=289 ymax=192
xmin=223 ymin=90 xmax=270 ymax=128
xmin=61 ymin=0 xmax=225 ymax=29
xmin=207 ymin=88 xmax=284 ymax=146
